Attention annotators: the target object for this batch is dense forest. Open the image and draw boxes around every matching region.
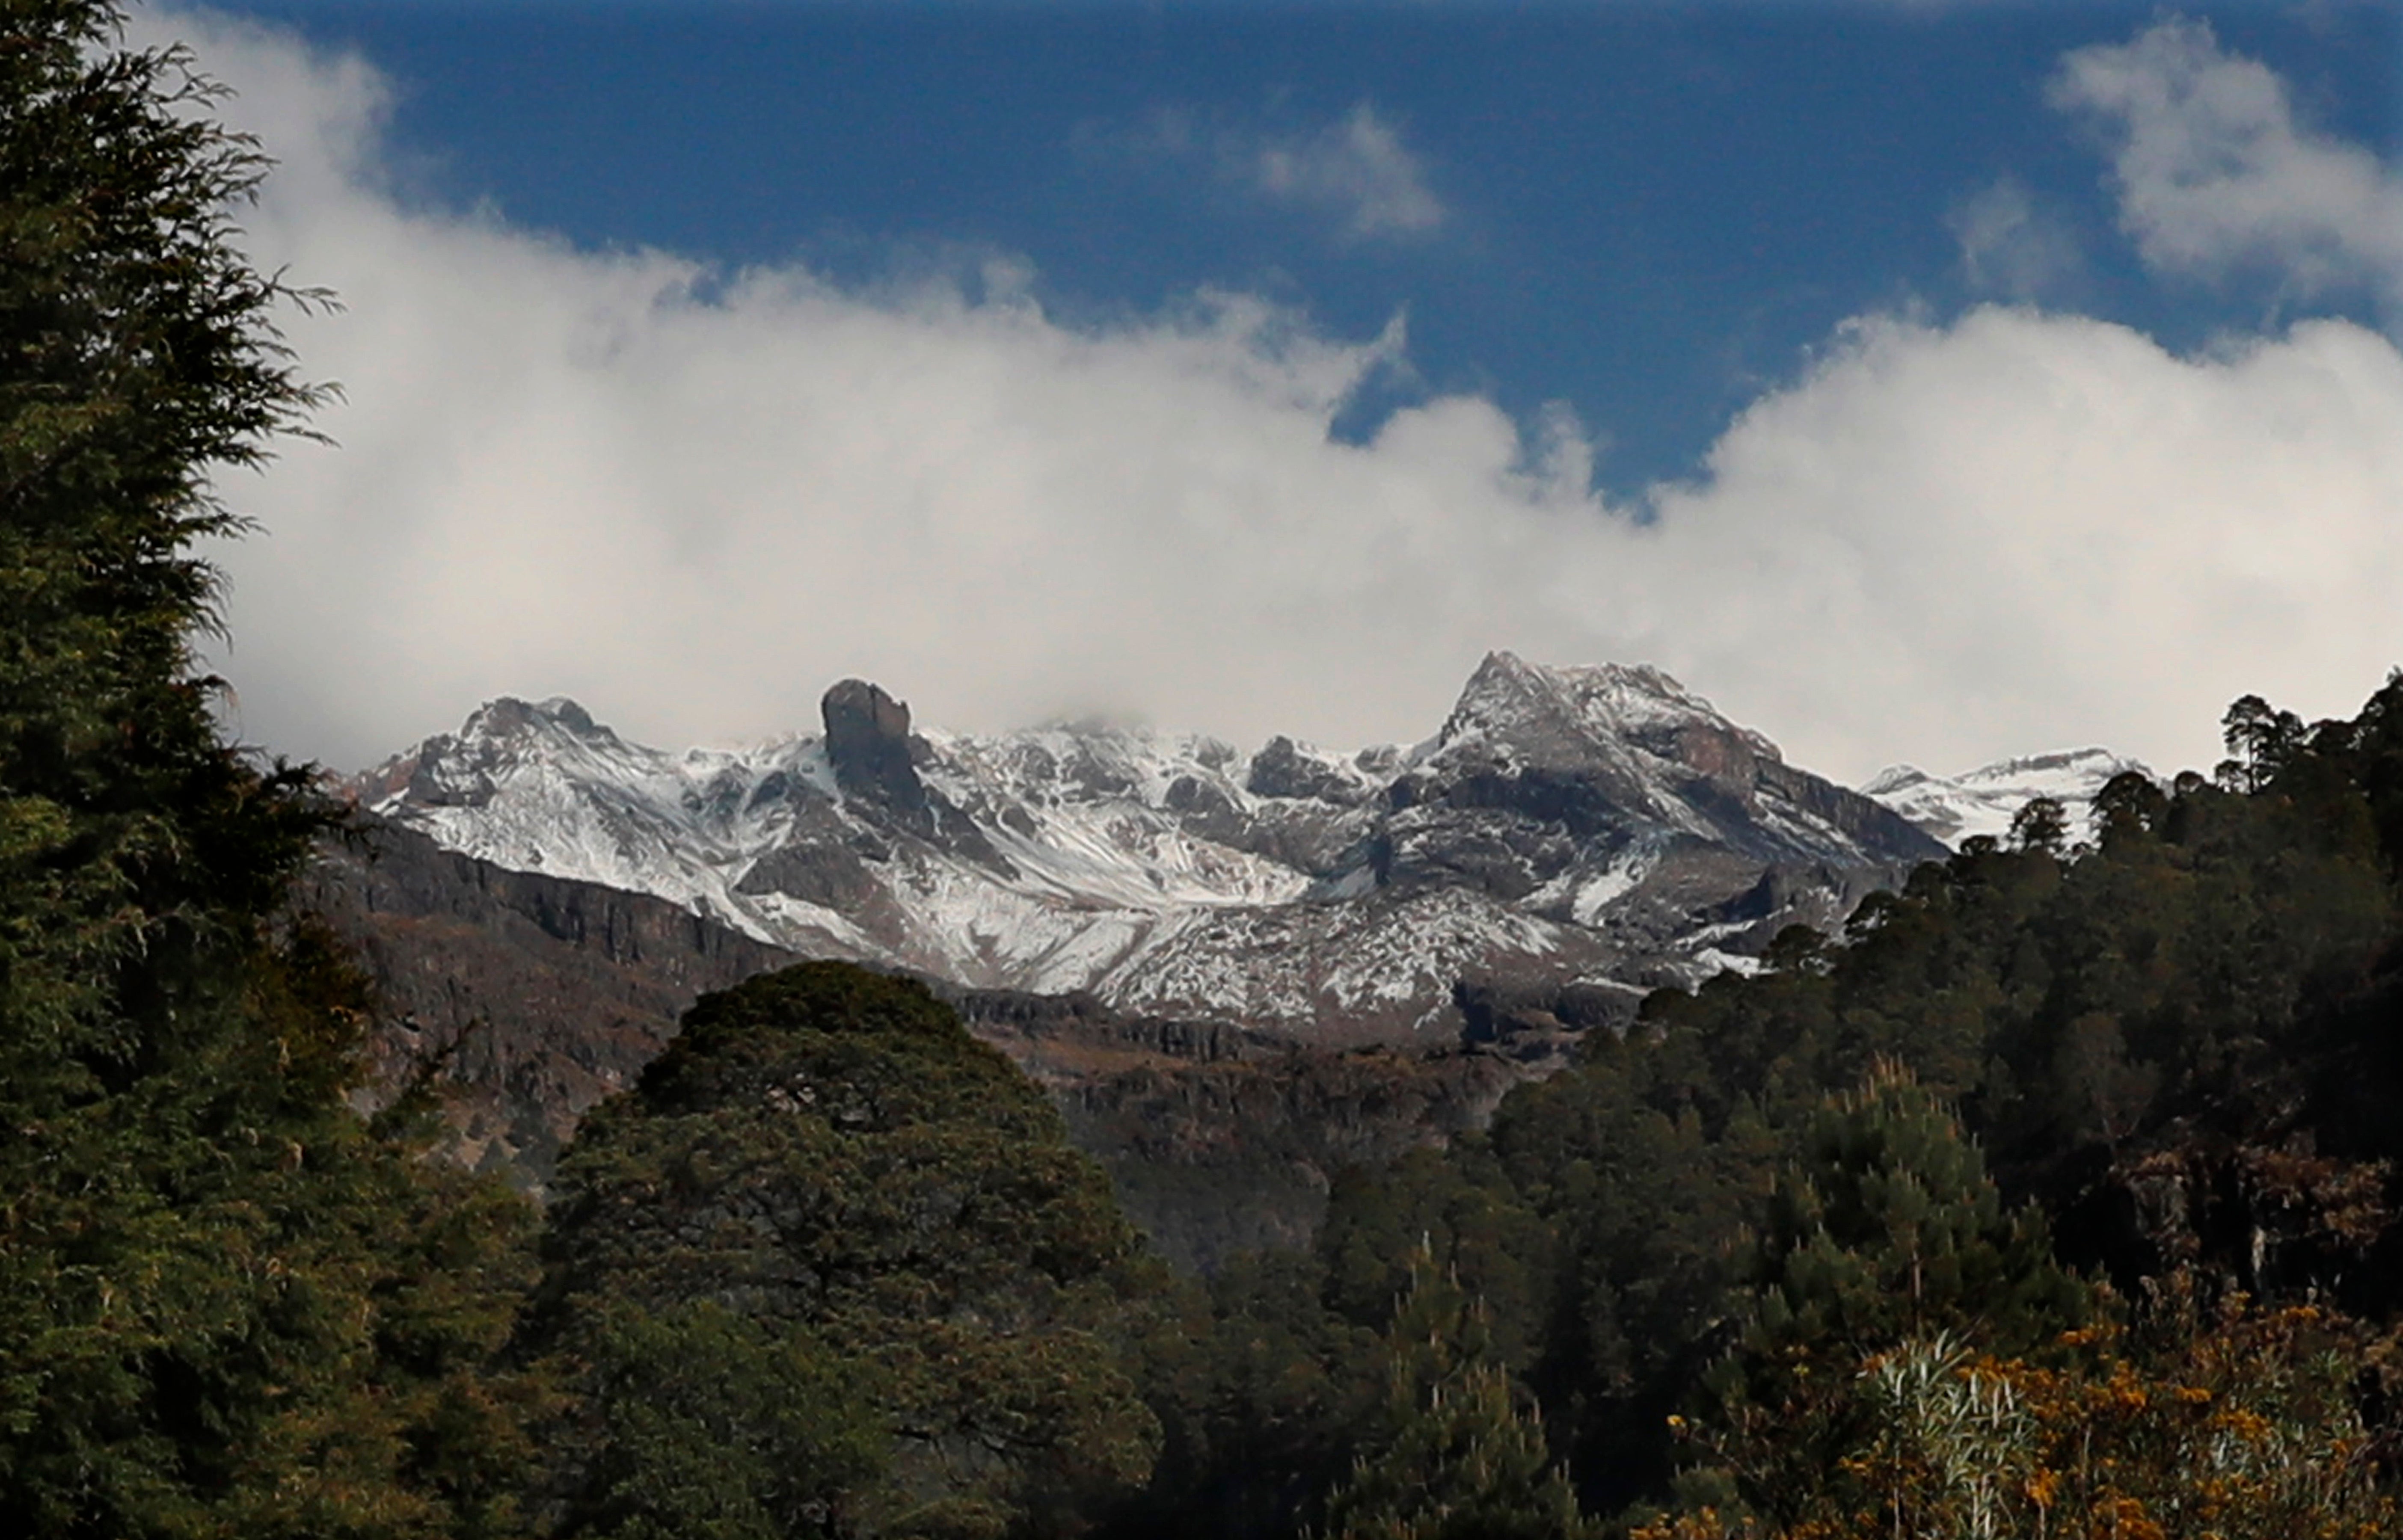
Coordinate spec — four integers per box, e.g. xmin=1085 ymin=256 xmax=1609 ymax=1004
xmin=5 ymin=3 xmax=2399 ymax=1536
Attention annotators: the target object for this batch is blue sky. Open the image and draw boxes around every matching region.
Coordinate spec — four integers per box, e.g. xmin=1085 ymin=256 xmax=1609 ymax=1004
xmin=154 ymin=1 xmax=2403 ymax=782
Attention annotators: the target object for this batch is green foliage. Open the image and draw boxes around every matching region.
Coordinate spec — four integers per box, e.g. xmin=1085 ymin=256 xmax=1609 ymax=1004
xmin=531 ymin=962 xmax=1169 ymax=1539
xmin=1740 ymin=1066 xmax=2086 ymax=1365
xmin=1687 ymin=1067 xmax=2088 ymax=1529
xmin=549 ymin=1301 xmax=882 ymax=1540
xmin=1112 ymin=1250 xmax=1380 ymax=1540
xmin=1317 ymin=1144 xmax=1552 ymax=1373
xmin=1316 ymin=1246 xmax=1595 ymax=1540
xmin=0 ymin=6 xmax=542 ymax=1533
xmin=2 ymin=0 xmax=324 ymax=1134
xmin=0 ymin=912 xmax=542 ymax=1539
xmin=1480 ymin=1031 xmax=1772 ymax=1515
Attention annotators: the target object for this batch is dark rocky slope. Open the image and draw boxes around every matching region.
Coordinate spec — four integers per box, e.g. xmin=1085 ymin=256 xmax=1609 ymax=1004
xmin=304 ymin=820 xmax=1531 ymax=1268
xmin=301 ymin=817 xmax=804 ymax=1180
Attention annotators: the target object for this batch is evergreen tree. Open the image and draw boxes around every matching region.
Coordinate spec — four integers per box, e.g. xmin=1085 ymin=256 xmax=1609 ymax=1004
xmin=1480 ymin=1031 xmax=1770 ymax=1517
xmin=1316 ymin=1246 xmax=1593 ymax=1540
xmin=2218 ymin=695 xmax=2306 ymax=793
xmin=1 ymin=5 xmax=540 ymax=1532
xmin=1109 ymin=1249 xmax=1379 ymax=1540
xmin=1690 ymin=1067 xmax=2088 ymax=1530
xmin=548 ymin=1300 xmax=883 ymax=1540
xmin=1743 ymin=1064 xmax=2086 ymax=1360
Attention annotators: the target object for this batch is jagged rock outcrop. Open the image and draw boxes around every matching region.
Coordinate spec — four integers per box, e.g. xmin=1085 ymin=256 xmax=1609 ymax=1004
xmin=1248 ymin=734 xmax=1377 ymax=806
xmin=817 ymin=678 xmax=1015 ymax=873
xmin=821 ymin=677 xmax=926 ymax=812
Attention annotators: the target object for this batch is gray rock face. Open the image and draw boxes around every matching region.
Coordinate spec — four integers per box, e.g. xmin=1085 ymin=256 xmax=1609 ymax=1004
xmin=348 ymin=654 xmax=1947 ymax=1049
xmin=1248 ymin=734 xmax=1374 ymax=806
xmin=300 ymin=816 xmax=811 ymax=1190
xmin=821 ymin=678 xmax=926 ymax=812
xmin=816 ymin=678 xmax=1016 ymax=875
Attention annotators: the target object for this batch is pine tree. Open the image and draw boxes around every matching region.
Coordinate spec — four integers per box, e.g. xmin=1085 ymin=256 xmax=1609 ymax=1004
xmin=1317 ymin=1245 xmax=1594 ymax=1540
xmin=1 ymin=5 xmax=539 ymax=1532
xmin=1744 ymin=1063 xmax=2086 ymax=1359
xmin=1691 ymin=1066 xmax=2087 ymax=1531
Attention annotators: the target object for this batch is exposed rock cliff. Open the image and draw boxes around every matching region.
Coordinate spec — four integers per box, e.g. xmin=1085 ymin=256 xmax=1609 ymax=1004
xmin=300 ymin=817 xmax=806 ymax=1183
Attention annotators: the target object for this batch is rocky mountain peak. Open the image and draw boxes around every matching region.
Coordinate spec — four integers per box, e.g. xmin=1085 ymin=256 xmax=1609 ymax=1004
xmin=459 ymin=694 xmax=607 ymax=743
xmin=1438 ymin=650 xmax=1561 ymax=745
xmin=1374 ymin=654 xmax=1938 ymax=906
xmin=1439 ymin=652 xmax=1779 ymax=775
xmin=821 ymin=678 xmax=928 ymax=814
xmin=347 ymin=696 xmax=635 ymax=812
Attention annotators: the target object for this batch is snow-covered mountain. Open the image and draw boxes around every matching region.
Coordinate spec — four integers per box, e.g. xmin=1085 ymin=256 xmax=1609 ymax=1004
xmin=1859 ymin=748 xmax=2152 ymax=847
xmin=348 ymin=654 xmax=1944 ymax=1046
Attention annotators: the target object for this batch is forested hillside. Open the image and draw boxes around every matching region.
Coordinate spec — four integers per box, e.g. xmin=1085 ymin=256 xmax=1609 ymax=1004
xmin=6 ymin=5 xmax=2400 ymax=1537
xmin=1118 ymin=683 xmax=2403 ymax=1538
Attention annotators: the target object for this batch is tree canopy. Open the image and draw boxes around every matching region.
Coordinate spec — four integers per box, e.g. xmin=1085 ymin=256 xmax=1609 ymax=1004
xmin=528 ymin=962 xmax=1171 ymax=1540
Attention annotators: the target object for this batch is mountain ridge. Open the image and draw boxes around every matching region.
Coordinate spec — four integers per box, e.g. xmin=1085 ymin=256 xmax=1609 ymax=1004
xmin=345 ymin=654 xmax=2079 ymax=1047
xmin=1860 ymin=746 xmax=2152 ymax=846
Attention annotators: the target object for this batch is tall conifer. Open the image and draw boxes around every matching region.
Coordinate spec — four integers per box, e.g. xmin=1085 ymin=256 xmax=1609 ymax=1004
xmin=1316 ymin=1245 xmax=1594 ymax=1540
xmin=1 ymin=5 xmax=537 ymax=1532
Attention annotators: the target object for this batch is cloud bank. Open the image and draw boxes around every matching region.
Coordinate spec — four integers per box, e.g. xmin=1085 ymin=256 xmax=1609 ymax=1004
xmin=160 ymin=9 xmax=2403 ymax=789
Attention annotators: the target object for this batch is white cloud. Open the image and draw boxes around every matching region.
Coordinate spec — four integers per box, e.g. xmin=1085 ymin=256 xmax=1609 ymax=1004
xmin=155 ymin=9 xmax=2403 ymax=792
xmin=2052 ymin=16 xmax=2403 ymax=310
xmin=1949 ymin=175 xmax=2085 ymax=299
xmin=1252 ymin=104 xmax=1445 ymax=240
xmin=1104 ymin=103 xmax=1444 ymax=243
xmin=1637 ymin=308 xmax=2403 ymax=782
